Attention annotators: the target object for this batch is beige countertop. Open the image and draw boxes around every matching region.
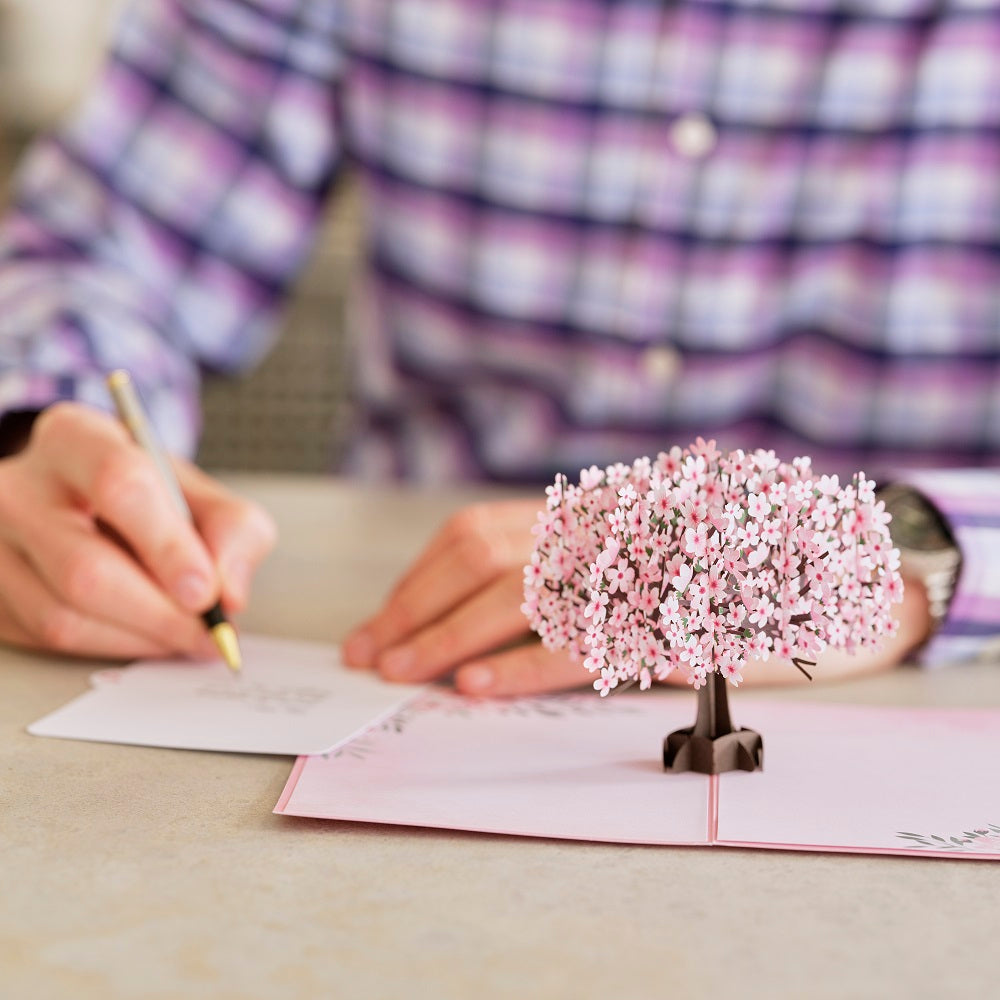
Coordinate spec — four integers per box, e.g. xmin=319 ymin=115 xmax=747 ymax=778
xmin=3 ymin=475 xmax=999 ymax=1000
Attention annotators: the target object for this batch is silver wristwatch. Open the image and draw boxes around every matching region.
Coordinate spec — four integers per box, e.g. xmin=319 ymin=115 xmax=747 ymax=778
xmin=878 ymin=483 xmax=962 ymax=633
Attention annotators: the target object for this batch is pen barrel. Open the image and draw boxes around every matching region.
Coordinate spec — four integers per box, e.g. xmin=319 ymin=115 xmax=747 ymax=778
xmin=107 ymin=370 xmax=190 ymax=520
xmin=107 ymin=369 xmax=241 ymax=671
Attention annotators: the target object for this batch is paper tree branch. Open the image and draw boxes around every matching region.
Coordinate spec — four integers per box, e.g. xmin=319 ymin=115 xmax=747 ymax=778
xmin=662 ymin=672 xmax=763 ymax=774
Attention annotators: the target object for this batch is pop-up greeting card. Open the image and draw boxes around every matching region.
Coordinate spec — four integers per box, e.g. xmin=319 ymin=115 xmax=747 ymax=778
xmin=273 ymin=443 xmax=997 ymax=860
xmin=274 ymin=690 xmax=1000 ymax=860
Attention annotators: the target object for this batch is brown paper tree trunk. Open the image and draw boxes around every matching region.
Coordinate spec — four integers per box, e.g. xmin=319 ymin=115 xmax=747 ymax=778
xmin=662 ymin=672 xmax=763 ymax=774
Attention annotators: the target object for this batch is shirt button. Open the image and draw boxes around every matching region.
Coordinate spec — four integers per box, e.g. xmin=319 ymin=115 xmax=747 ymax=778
xmin=669 ymin=111 xmax=717 ymax=159
xmin=640 ymin=345 xmax=681 ymax=384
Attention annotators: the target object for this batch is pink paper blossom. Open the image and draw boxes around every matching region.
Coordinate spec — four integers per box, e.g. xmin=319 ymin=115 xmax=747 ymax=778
xmin=523 ymin=443 xmax=904 ymax=696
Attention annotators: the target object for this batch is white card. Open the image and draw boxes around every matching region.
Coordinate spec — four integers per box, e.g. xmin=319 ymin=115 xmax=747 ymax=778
xmin=28 ymin=634 xmax=423 ymax=756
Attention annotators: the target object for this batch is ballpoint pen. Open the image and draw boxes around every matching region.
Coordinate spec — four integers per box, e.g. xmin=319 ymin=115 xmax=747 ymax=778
xmin=106 ymin=369 xmax=242 ymax=671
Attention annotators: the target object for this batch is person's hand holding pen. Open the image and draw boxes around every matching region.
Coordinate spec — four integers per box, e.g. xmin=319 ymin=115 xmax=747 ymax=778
xmin=0 ymin=399 xmax=275 ymax=660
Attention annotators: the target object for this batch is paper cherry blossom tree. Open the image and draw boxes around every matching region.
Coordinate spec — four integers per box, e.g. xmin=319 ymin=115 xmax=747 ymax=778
xmin=522 ymin=439 xmax=904 ymax=774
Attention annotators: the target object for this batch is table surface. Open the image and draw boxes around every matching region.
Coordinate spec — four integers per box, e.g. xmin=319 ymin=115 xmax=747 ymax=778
xmin=4 ymin=475 xmax=999 ymax=1000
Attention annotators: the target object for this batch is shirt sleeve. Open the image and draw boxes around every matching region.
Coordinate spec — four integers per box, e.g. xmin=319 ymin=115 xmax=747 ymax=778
xmin=898 ymin=469 xmax=1000 ymax=667
xmin=0 ymin=0 xmax=345 ymax=456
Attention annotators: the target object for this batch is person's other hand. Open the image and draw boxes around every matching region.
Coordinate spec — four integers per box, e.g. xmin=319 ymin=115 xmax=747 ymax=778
xmin=342 ymin=499 xmax=591 ymax=696
xmin=0 ymin=402 xmax=276 ymax=659
xmin=342 ymin=497 xmax=928 ymax=696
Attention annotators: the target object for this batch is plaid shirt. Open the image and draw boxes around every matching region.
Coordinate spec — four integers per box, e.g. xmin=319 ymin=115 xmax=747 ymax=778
xmin=2 ymin=0 xmax=1000 ymax=663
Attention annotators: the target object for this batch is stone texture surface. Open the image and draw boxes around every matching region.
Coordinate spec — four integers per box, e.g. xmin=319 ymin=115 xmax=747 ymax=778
xmin=3 ymin=477 xmax=999 ymax=1000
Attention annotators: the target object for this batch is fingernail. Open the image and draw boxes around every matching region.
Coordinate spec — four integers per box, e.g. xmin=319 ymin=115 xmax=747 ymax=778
xmin=342 ymin=630 xmax=374 ymax=669
xmin=175 ymin=572 xmax=212 ymax=612
xmin=458 ymin=664 xmax=494 ymax=694
xmin=379 ymin=646 xmax=415 ymax=680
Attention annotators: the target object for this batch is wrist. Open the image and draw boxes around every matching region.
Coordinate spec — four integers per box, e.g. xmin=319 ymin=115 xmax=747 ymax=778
xmin=896 ymin=573 xmax=934 ymax=657
xmin=879 ymin=483 xmax=961 ymax=646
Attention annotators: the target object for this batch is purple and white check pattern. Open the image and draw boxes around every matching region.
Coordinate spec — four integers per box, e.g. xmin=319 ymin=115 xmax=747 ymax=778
xmin=2 ymin=0 xmax=1000 ymax=662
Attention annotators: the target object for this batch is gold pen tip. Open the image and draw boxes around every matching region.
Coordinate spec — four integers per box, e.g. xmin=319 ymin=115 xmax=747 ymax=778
xmin=107 ymin=369 xmax=131 ymax=390
xmin=212 ymin=622 xmax=242 ymax=672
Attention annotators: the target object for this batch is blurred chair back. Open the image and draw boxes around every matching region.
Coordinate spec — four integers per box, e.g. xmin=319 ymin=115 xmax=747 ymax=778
xmin=197 ymin=180 xmax=360 ymax=474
